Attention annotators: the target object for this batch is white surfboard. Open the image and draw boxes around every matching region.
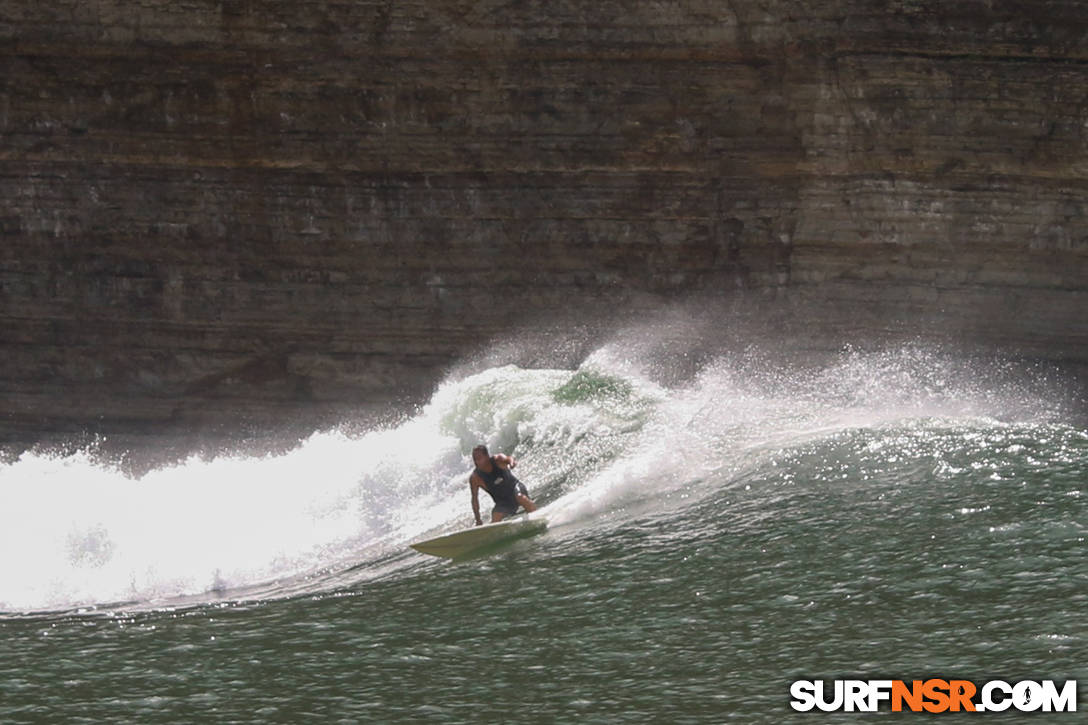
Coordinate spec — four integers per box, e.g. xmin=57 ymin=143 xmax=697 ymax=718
xmin=409 ymin=512 xmax=548 ymax=559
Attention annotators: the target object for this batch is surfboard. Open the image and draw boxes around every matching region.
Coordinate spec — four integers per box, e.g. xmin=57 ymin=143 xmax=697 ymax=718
xmin=409 ymin=512 xmax=548 ymax=559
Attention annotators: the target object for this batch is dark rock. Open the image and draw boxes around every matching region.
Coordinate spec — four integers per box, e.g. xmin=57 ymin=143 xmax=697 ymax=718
xmin=1 ymin=1 xmax=1086 ymax=457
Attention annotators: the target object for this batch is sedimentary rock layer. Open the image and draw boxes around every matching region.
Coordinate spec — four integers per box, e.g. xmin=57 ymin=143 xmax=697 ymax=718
xmin=2 ymin=1 xmax=1086 ymax=449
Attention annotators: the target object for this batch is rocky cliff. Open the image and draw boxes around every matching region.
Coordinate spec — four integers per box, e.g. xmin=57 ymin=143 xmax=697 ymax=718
xmin=2 ymin=1 xmax=1087 ymax=453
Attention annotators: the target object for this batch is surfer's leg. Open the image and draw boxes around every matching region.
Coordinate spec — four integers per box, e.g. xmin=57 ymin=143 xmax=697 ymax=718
xmin=515 ymin=482 xmax=537 ymax=512
xmin=491 ymin=502 xmax=517 ymax=523
xmin=491 ymin=497 xmax=521 ymax=522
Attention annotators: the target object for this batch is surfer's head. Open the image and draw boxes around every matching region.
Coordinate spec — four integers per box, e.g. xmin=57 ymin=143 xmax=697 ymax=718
xmin=472 ymin=445 xmax=490 ymax=468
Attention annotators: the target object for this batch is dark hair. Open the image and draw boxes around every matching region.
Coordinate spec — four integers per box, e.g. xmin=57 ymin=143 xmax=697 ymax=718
xmin=472 ymin=444 xmax=489 ymax=458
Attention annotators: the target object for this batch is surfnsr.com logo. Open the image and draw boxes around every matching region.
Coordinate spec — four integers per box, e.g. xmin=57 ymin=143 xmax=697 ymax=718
xmin=790 ymin=679 xmax=1078 ymax=713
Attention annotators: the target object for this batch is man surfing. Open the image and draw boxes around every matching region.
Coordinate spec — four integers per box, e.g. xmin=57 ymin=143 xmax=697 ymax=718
xmin=469 ymin=444 xmax=537 ymax=525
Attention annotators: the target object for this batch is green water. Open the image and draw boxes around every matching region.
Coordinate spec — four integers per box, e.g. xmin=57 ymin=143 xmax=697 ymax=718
xmin=1 ymin=352 xmax=1086 ymax=723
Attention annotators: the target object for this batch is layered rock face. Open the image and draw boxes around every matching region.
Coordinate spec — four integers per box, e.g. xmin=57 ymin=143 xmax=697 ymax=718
xmin=2 ymin=1 xmax=1086 ymax=450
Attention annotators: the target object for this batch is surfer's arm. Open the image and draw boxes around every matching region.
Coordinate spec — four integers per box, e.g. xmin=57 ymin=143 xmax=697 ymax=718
xmin=494 ymin=453 xmax=516 ymax=469
xmin=469 ymin=475 xmax=484 ymax=526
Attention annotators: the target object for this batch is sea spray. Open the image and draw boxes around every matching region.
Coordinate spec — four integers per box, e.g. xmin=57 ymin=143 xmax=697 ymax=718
xmin=0 ymin=364 xmax=656 ymax=611
xmin=0 ymin=342 xmax=1074 ymax=612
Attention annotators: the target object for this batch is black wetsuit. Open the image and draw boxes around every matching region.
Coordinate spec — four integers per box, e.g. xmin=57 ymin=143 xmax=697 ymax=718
xmin=474 ymin=459 xmax=529 ymax=516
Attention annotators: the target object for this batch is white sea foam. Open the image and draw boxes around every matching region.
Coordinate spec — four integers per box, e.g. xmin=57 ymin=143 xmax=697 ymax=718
xmin=0 ymin=339 xmax=1070 ymax=612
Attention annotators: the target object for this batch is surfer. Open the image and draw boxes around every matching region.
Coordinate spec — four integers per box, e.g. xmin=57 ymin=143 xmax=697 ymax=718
xmin=470 ymin=444 xmax=537 ymax=525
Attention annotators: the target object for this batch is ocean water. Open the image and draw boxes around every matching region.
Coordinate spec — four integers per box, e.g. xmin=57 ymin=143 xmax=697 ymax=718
xmin=1 ymin=339 xmax=1085 ymax=723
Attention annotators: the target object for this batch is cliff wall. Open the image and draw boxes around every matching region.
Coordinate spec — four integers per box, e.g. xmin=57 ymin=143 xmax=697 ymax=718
xmin=2 ymin=1 xmax=1086 ymax=450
